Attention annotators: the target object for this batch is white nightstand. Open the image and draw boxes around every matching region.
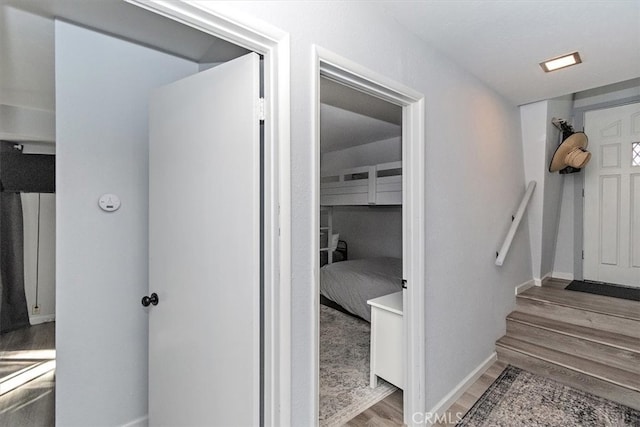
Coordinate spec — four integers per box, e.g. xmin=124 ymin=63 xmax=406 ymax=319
xmin=367 ymin=291 xmax=404 ymax=389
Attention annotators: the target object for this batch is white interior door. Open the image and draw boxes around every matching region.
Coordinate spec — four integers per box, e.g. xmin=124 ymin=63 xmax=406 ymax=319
xmin=148 ymin=52 xmax=261 ymax=426
xmin=584 ymin=102 xmax=640 ymax=287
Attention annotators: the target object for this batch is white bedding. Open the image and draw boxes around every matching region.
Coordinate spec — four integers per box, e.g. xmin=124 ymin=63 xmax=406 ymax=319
xmin=320 ymin=257 xmax=402 ymax=322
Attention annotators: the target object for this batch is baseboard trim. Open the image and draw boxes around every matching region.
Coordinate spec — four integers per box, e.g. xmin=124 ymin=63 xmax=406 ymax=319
xmin=121 ymin=415 xmax=148 ymax=427
xmin=552 ymin=271 xmax=574 ymax=281
xmin=426 ymin=352 xmax=497 ymax=422
xmin=515 ymin=279 xmax=536 ymax=295
xmin=29 ymin=314 xmax=55 ymax=325
xmin=532 ymin=272 xmax=552 ymax=287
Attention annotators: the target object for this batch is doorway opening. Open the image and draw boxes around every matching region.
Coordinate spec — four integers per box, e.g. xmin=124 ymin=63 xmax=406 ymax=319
xmin=2 ymin=1 xmax=290 ymax=425
xmin=318 ymin=76 xmax=403 ymax=425
xmin=313 ymin=48 xmax=426 ymax=426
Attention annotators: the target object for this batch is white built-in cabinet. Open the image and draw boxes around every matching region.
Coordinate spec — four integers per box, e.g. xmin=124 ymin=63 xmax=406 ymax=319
xmin=368 ymin=291 xmax=404 ymax=389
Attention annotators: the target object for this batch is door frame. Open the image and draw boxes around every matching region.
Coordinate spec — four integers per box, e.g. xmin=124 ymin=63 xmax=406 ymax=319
xmin=582 ymin=101 xmax=640 ymax=286
xmin=572 ymin=96 xmax=640 ymax=281
xmin=126 ymin=1 xmax=291 ymax=426
xmin=312 ymin=46 xmax=426 ymax=425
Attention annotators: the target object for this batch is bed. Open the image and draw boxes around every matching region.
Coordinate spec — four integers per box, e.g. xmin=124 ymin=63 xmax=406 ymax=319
xmin=320 ymin=161 xmax=402 ymax=206
xmin=319 ymin=161 xmax=403 ymax=321
xmin=320 ymin=257 xmax=403 ymax=322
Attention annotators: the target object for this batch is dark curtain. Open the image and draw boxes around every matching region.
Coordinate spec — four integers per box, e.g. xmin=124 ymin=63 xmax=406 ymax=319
xmin=0 ymin=191 xmax=29 ymax=333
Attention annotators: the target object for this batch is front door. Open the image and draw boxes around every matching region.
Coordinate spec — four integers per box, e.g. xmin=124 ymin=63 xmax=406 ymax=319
xmin=147 ymin=52 xmax=261 ymax=425
xmin=584 ymin=102 xmax=640 ymax=287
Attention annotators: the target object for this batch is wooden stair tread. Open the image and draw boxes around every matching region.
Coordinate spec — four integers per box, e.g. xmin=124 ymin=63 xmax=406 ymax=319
xmin=520 ymin=286 xmax=640 ymax=321
xmin=507 ymin=311 xmax=640 ymax=353
xmin=496 ymin=336 xmax=640 ymax=391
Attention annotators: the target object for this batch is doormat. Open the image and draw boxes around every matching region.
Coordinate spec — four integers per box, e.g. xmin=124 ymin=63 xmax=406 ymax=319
xmin=457 ymin=365 xmax=640 ymax=426
xmin=565 ymin=280 xmax=640 ymax=301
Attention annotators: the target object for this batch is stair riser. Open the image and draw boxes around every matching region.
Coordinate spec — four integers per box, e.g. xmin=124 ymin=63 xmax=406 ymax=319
xmin=507 ymin=320 xmax=640 ymax=374
xmin=516 ymin=298 xmax=640 ymax=339
xmin=496 ymin=345 xmax=640 ymax=411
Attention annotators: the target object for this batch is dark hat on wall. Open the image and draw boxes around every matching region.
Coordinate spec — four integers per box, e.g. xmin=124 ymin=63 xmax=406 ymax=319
xmin=549 ymin=132 xmax=591 ymax=173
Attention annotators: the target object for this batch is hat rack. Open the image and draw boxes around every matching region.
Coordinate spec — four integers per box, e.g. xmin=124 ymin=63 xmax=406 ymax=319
xmin=550 ymin=118 xmax=591 ymax=174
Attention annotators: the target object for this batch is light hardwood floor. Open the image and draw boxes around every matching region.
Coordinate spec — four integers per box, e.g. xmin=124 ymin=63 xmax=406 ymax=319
xmin=344 ymin=388 xmax=404 ymax=427
xmin=344 ymin=360 xmax=509 ymax=426
xmin=433 ymin=360 xmax=508 ymax=426
xmin=0 ymin=322 xmax=55 ymax=353
xmin=0 ymin=322 xmax=55 ymax=427
xmin=345 ymin=277 xmax=640 ymax=426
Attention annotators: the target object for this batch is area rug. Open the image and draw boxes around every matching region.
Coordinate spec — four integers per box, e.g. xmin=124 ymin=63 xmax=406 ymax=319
xmin=319 ymin=304 xmax=397 ymax=426
xmin=565 ymin=280 xmax=640 ymax=301
xmin=458 ymin=365 xmax=640 ymax=426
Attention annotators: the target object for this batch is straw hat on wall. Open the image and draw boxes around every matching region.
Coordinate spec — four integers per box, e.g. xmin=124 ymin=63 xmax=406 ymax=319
xmin=549 ymin=132 xmax=591 ymax=172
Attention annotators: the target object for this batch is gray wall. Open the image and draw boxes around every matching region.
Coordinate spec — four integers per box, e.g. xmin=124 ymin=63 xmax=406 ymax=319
xmin=573 ymin=78 xmax=640 ymax=111
xmin=20 ymin=143 xmax=57 ymax=324
xmin=55 ymin=21 xmax=197 ymax=426
xmin=224 ymin=1 xmax=532 ymax=422
xmin=22 ymin=192 xmax=56 ymax=324
xmin=542 ymin=97 xmax=574 ymax=276
xmin=521 ymin=96 xmax=573 ymax=282
xmin=553 ymin=173 xmax=578 ymax=279
xmin=332 ymin=206 xmax=402 ymax=260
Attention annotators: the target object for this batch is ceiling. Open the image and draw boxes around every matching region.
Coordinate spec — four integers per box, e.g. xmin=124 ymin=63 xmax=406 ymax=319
xmin=1 ymin=0 xmax=639 ymax=148
xmin=379 ymin=0 xmax=640 ymax=106
xmin=321 ymin=104 xmax=401 ymax=154
xmin=0 ymin=0 xmax=248 ymax=64
xmin=321 ymin=77 xmax=401 ymax=153
xmin=0 ymin=0 xmax=248 ymax=143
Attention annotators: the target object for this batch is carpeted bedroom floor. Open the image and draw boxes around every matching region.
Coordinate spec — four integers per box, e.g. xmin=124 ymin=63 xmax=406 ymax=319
xmin=319 ymin=304 xmax=396 ymax=426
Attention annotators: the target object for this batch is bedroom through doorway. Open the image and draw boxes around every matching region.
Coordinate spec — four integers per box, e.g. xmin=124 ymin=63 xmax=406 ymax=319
xmin=318 ymin=76 xmax=405 ymax=425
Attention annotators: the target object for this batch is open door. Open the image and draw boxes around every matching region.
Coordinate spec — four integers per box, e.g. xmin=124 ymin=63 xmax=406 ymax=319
xmin=147 ymin=52 xmax=261 ymax=426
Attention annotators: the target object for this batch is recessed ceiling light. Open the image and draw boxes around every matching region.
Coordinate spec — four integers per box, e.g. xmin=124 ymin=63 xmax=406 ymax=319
xmin=540 ymin=52 xmax=582 ymax=72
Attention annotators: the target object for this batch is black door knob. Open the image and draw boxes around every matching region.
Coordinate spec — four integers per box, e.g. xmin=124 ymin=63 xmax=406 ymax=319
xmin=142 ymin=293 xmax=159 ymax=307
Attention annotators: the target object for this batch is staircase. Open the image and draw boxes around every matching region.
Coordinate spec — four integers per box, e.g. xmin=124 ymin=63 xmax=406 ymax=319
xmin=496 ymin=281 xmax=640 ymax=410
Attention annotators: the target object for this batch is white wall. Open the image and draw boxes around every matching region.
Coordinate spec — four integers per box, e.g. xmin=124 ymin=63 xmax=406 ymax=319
xmin=16 ymin=143 xmax=57 ymax=325
xmin=0 ymin=6 xmax=55 ymax=142
xmin=219 ymin=1 xmax=531 ymax=422
xmin=53 ymin=2 xmax=534 ymax=423
xmin=55 ymin=21 xmax=198 ymax=426
xmin=0 ymin=105 xmax=55 ymax=142
xmin=521 ymin=96 xmax=573 ymax=282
